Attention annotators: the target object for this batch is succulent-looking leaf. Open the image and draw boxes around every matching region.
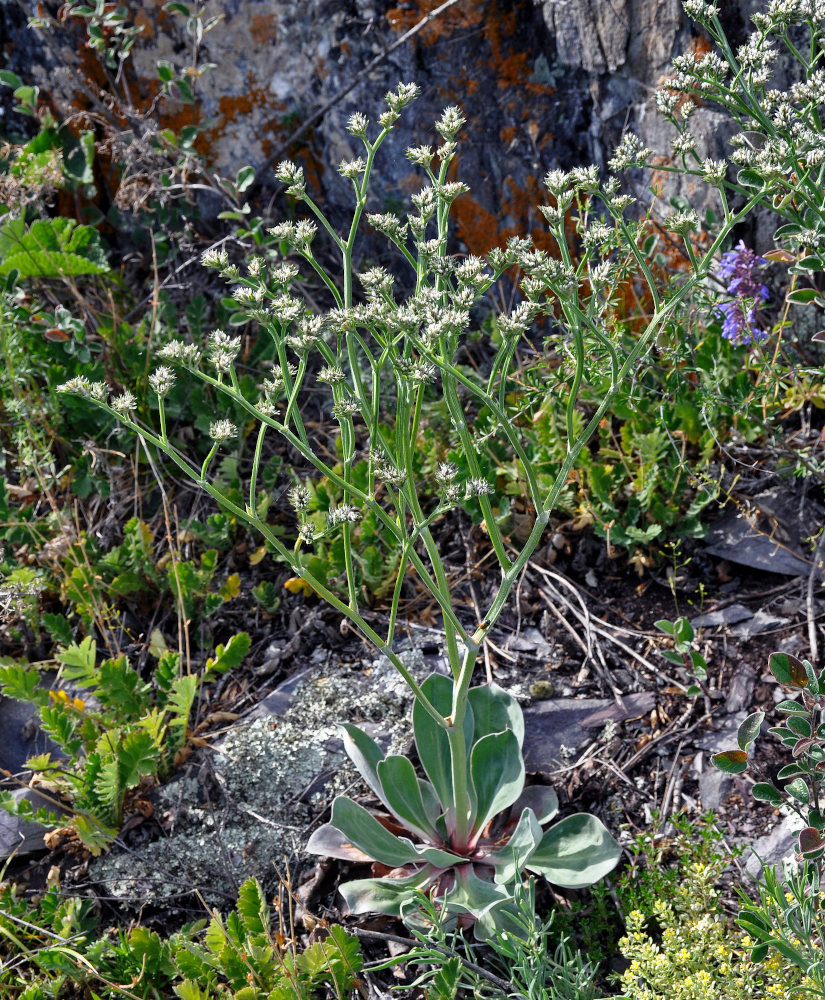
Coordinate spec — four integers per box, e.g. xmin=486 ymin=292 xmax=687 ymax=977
xmin=376 ymin=755 xmax=439 ymax=840
xmin=737 ymin=711 xmax=765 ymax=751
xmin=509 ymin=784 xmax=559 ymax=825
xmin=442 ymin=864 xmax=513 ymax=921
xmin=526 ymin=813 xmax=621 ymax=888
xmin=339 ymin=723 xmax=386 ymax=804
xmin=488 ymin=807 xmax=543 ymax=883
xmin=418 ymin=777 xmax=443 ymax=830
xmin=467 ymin=683 xmax=524 ymax=748
xmin=397 ymin=839 xmax=466 ymax=867
xmin=711 ymin=749 xmax=748 ymax=774
xmin=469 ymin=728 xmax=524 ymax=839
xmin=339 ymin=870 xmax=437 ymax=916
xmin=305 ymin=822 xmax=377 ymax=863
xmin=412 ymin=674 xmax=472 ymax=810
xmin=328 ymin=796 xmax=418 ymax=868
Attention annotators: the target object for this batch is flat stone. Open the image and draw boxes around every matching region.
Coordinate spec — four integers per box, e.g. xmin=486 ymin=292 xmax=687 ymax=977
xmin=522 ymin=698 xmax=608 ymax=771
xmin=0 ymin=694 xmax=62 ymax=776
xmin=691 ymin=603 xmax=753 ymax=628
xmin=697 ymin=769 xmax=732 ymax=811
xmin=744 ymin=812 xmax=806 ymax=880
xmin=0 ymin=787 xmax=61 ymax=857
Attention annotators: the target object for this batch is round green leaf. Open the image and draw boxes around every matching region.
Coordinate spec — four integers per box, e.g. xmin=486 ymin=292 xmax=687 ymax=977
xmin=737 ymin=711 xmax=765 ymax=751
xmin=469 ymin=728 xmax=524 ymax=838
xmin=751 ymin=783 xmax=783 ymax=807
xmin=711 ymin=749 xmax=748 ymax=774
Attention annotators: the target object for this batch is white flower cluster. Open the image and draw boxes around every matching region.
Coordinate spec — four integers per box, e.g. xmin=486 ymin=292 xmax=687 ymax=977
xmin=262 ymin=362 xmax=298 ymax=399
xmin=149 ymin=366 xmax=176 ymax=397
xmin=274 ymin=160 xmax=306 ymax=198
xmin=370 ymin=449 xmax=406 ymax=488
xmin=609 ymin=132 xmax=651 ymax=171
xmin=201 ymin=247 xmax=229 ymax=269
xmin=683 ymin=0 xmax=719 ymax=19
xmin=158 ymin=340 xmax=202 ymax=367
xmin=338 ymin=157 xmax=365 ymax=180
xmin=207 ymin=330 xmax=241 ymax=373
xmin=368 ymin=212 xmax=408 ymax=242
xmin=209 ymin=419 xmax=237 ymax=442
xmin=497 ymin=300 xmax=541 ymax=339
xmin=326 ymin=503 xmax=361 ymax=527
xmin=57 ymin=375 xmax=107 ymax=401
xmin=380 ymin=82 xmax=420 ymax=130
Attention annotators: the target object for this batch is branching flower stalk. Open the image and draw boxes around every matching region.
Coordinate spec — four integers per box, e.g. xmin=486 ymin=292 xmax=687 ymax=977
xmin=653 ymin=2 xmax=825 ymax=267
xmin=61 ymin=81 xmax=761 ymax=897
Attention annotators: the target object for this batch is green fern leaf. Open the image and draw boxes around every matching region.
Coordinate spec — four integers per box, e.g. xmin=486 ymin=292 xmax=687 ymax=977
xmin=0 ymin=218 xmax=110 ymax=278
xmin=39 ymin=705 xmax=82 ymax=755
xmin=117 ymin=730 xmax=159 ymax=789
xmin=0 ymin=662 xmax=50 ymax=706
xmin=236 ymin=877 xmax=269 ymax=940
xmin=97 ymin=656 xmax=151 ymax=719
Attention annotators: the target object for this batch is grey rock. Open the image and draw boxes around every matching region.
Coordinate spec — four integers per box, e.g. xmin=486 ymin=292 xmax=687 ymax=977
xmin=0 ymin=788 xmax=64 ymax=858
xmin=730 ymin=610 xmax=791 ymax=639
xmin=725 ymin=665 xmax=757 ymax=713
xmin=697 ymin=769 xmax=732 ymax=811
xmin=703 ymin=485 xmax=820 ymax=577
xmin=744 ymin=812 xmax=805 ymax=880
xmin=542 ymin=0 xmax=630 ymax=74
xmin=691 ymin=604 xmax=753 ymax=628
xmin=0 ymin=693 xmax=63 ymax=776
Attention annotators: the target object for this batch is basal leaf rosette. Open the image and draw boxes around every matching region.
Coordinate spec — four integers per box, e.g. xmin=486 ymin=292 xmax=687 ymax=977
xmin=307 ymin=676 xmax=621 ymax=937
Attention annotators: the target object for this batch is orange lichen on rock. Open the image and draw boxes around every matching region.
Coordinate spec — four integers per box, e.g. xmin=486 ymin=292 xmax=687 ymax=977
xmin=386 ymin=0 xmax=483 ymax=42
xmin=249 ymin=13 xmax=278 ymax=45
xmin=449 ymin=171 xmax=557 ymax=256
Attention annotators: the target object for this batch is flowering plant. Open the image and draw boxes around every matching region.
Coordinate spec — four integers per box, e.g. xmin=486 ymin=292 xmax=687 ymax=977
xmin=649 ymin=1 xmax=825 ymax=332
xmin=717 ymin=241 xmax=770 ymax=344
xmin=59 ymin=78 xmax=761 ymax=931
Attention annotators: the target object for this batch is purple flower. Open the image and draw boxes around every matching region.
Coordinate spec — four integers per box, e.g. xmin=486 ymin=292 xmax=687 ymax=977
xmin=715 ymin=241 xmax=770 ymax=344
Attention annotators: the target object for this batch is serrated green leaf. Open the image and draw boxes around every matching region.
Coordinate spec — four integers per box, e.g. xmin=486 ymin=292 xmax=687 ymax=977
xmin=42 ymin=613 xmax=74 ymax=648
xmin=236 ymin=877 xmax=269 ymax=939
xmin=57 ymin=636 xmax=97 ymax=680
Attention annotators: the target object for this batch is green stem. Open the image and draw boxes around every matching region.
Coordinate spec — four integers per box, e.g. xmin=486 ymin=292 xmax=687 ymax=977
xmin=247 ymin=421 xmax=267 ymax=516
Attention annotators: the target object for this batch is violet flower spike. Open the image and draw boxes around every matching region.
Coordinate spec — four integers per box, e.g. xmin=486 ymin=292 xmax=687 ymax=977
xmin=715 ymin=241 xmax=770 ymax=345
